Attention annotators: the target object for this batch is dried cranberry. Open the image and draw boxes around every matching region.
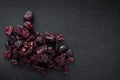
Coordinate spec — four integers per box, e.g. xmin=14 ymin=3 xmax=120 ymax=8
xmin=62 ymin=66 xmax=69 ymax=74
xmin=65 ymin=49 xmax=73 ymax=57
xmin=36 ymin=35 xmax=46 ymax=44
xmin=56 ymin=34 xmax=64 ymax=41
xmin=21 ymin=28 xmax=29 ymax=38
xmin=3 ymin=51 xmax=11 ymax=59
xmin=4 ymin=26 xmax=14 ymax=36
xmin=24 ymin=10 xmax=34 ymax=21
xmin=19 ymin=47 xmax=26 ymax=56
xmin=45 ymin=31 xmax=56 ymax=42
xmin=15 ymin=40 xmax=23 ymax=49
xmin=24 ymin=21 xmax=33 ymax=30
xmin=11 ymin=59 xmax=18 ymax=65
xmin=65 ymin=57 xmax=74 ymax=64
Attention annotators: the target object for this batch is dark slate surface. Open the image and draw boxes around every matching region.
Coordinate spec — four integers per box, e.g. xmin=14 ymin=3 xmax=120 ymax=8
xmin=0 ymin=0 xmax=120 ymax=80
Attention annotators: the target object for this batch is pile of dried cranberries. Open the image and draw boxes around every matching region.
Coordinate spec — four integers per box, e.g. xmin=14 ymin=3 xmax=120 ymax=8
xmin=3 ymin=10 xmax=74 ymax=74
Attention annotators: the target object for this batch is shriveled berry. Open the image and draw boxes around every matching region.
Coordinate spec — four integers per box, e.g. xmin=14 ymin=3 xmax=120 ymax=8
xmin=36 ymin=35 xmax=46 ymax=44
xmin=65 ymin=57 xmax=74 ymax=64
xmin=45 ymin=31 xmax=56 ymax=42
xmin=65 ymin=49 xmax=73 ymax=57
xmin=24 ymin=21 xmax=33 ymax=30
xmin=21 ymin=28 xmax=29 ymax=38
xmin=19 ymin=47 xmax=26 ymax=56
xmin=3 ymin=51 xmax=11 ymax=59
xmin=56 ymin=34 xmax=64 ymax=41
xmin=15 ymin=40 xmax=23 ymax=49
xmin=62 ymin=66 xmax=69 ymax=74
xmin=11 ymin=59 xmax=18 ymax=65
xmin=24 ymin=10 xmax=34 ymax=21
xmin=4 ymin=26 xmax=14 ymax=36
xmin=36 ymin=45 xmax=47 ymax=54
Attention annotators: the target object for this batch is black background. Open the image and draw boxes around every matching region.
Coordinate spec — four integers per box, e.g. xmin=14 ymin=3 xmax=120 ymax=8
xmin=0 ymin=0 xmax=120 ymax=80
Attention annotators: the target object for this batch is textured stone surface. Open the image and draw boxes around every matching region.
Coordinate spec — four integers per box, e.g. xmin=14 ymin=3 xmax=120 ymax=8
xmin=0 ymin=0 xmax=120 ymax=80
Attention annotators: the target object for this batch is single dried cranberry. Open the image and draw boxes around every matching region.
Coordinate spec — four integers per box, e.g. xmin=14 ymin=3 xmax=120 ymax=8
xmin=15 ymin=40 xmax=23 ymax=49
xmin=19 ymin=47 xmax=26 ymax=56
xmin=23 ymin=41 xmax=29 ymax=49
xmin=65 ymin=49 xmax=73 ymax=57
xmin=39 ymin=53 xmax=49 ymax=63
xmin=65 ymin=57 xmax=74 ymax=64
xmin=36 ymin=35 xmax=46 ymax=44
xmin=55 ymin=54 xmax=66 ymax=65
xmin=36 ymin=45 xmax=47 ymax=54
xmin=45 ymin=31 xmax=56 ymax=42
xmin=24 ymin=10 xmax=34 ymax=21
xmin=28 ymin=41 xmax=36 ymax=49
xmin=4 ymin=26 xmax=14 ymax=36
xmin=21 ymin=28 xmax=29 ymax=38
xmin=62 ymin=66 xmax=69 ymax=74
xmin=56 ymin=34 xmax=64 ymax=41
xmin=24 ymin=21 xmax=33 ymax=30
xmin=58 ymin=45 xmax=68 ymax=53
xmin=3 ymin=51 xmax=11 ymax=59
xmin=11 ymin=59 xmax=18 ymax=65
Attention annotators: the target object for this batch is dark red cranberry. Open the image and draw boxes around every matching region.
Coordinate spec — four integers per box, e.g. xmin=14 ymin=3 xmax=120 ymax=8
xmin=65 ymin=49 xmax=73 ymax=57
xmin=11 ymin=59 xmax=18 ymax=65
xmin=39 ymin=53 xmax=49 ymax=63
xmin=65 ymin=57 xmax=74 ymax=64
xmin=23 ymin=41 xmax=29 ymax=49
xmin=36 ymin=35 xmax=46 ymax=44
xmin=36 ymin=45 xmax=47 ymax=54
xmin=15 ymin=40 xmax=23 ymax=49
xmin=62 ymin=66 xmax=69 ymax=74
xmin=19 ymin=47 xmax=26 ymax=56
xmin=21 ymin=28 xmax=29 ymax=38
xmin=24 ymin=21 xmax=33 ymax=30
xmin=55 ymin=54 xmax=66 ymax=65
xmin=24 ymin=10 xmax=34 ymax=21
xmin=45 ymin=31 xmax=56 ymax=42
xmin=58 ymin=45 xmax=68 ymax=53
xmin=56 ymin=34 xmax=64 ymax=41
xmin=4 ymin=26 xmax=14 ymax=36
xmin=3 ymin=51 xmax=11 ymax=59
xmin=47 ymin=46 xmax=55 ymax=54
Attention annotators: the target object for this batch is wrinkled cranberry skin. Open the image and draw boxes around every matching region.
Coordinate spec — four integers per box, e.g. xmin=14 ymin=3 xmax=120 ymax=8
xmin=3 ymin=51 xmax=11 ymax=59
xmin=24 ymin=21 xmax=33 ymax=30
xmin=65 ymin=57 xmax=74 ymax=64
xmin=45 ymin=31 xmax=56 ymax=42
xmin=15 ymin=40 xmax=23 ymax=49
xmin=11 ymin=59 xmax=18 ymax=65
xmin=21 ymin=28 xmax=30 ymax=38
xmin=56 ymin=34 xmax=64 ymax=41
xmin=4 ymin=26 xmax=14 ymax=36
xmin=24 ymin=10 xmax=34 ymax=21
